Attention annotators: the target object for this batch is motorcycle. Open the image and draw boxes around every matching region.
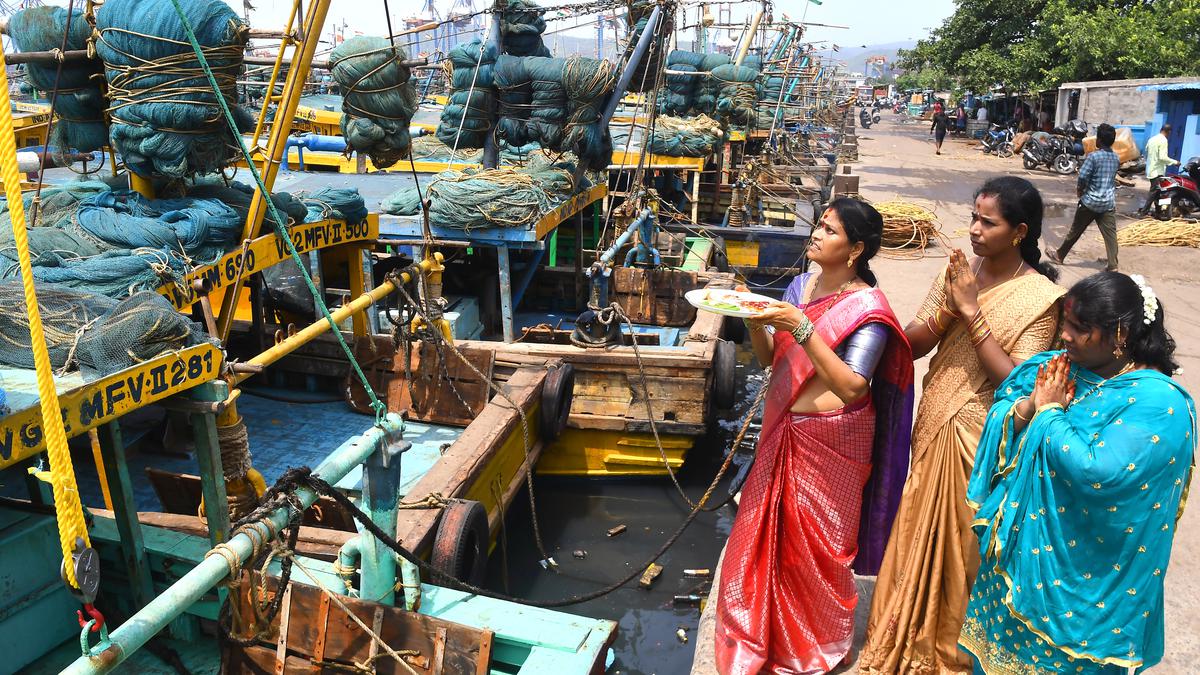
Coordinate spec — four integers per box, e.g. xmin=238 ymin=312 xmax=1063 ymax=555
xmin=859 ymin=108 xmax=872 ymax=129
xmin=980 ymin=121 xmax=1017 ymax=157
xmin=1022 ymin=121 xmax=1087 ymax=175
xmin=1145 ymin=157 xmax=1200 ymax=220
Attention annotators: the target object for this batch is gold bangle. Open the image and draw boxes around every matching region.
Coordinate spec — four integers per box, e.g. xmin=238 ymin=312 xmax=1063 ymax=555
xmin=926 ymin=315 xmax=944 ymax=337
xmin=1035 ymin=402 xmax=1064 ymax=415
xmin=1012 ymin=398 xmax=1031 ymax=421
xmin=971 ymin=329 xmax=991 ymax=347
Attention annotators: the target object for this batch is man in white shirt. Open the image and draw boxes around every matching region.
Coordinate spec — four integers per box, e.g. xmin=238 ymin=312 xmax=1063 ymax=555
xmin=976 ymin=106 xmax=988 ymax=122
xmin=1139 ymin=124 xmax=1180 ymax=216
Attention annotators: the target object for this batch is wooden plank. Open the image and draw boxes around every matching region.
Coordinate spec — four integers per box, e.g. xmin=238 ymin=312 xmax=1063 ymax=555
xmin=159 ymin=218 xmax=378 ymax=310
xmin=91 ymin=510 xmax=355 ymax=561
xmin=0 ymin=343 xmax=223 ymax=471
xmin=226 ymin=572 xmax=493 ymax=675
xmin=396 ymin=368 xmax=544 ymax=555
xmin=144 ymin=469 xmax=356 ymax=531
xmin=391 ymin=344 xmax=494 ymax=427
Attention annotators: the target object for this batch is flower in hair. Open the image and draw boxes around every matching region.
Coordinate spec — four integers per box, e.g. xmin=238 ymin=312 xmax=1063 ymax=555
xmin=1128 ymin=274 xmax=1158 ymax=325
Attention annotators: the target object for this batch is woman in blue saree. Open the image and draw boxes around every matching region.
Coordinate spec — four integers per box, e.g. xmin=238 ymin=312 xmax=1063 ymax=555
xmin=960 ymin=271 xmax=1195 ymax=674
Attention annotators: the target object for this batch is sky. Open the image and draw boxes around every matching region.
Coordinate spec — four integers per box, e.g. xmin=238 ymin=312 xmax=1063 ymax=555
xmin=218 ymin=0 xmax=957 ymax=51
xmin=33 ymin=0 xmax=957 ymax=55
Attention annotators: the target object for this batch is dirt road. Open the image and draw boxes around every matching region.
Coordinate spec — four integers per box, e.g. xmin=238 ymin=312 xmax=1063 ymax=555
xmin=692 ymin=116 xmax=1200 ymax=674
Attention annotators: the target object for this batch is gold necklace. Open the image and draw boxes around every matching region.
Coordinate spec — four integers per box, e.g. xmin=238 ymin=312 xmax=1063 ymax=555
xmin=1070 ymin=361 xmax=1138 ymax=407
xmin=972 ymin=258 xmax=1025 ymax=292
xmin=802 ymin=276 xmax=856 ymax=310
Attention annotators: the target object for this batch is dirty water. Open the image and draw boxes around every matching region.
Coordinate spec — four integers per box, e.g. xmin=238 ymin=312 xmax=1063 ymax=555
xmin=485 ymin=348 xmax=765 ymax=675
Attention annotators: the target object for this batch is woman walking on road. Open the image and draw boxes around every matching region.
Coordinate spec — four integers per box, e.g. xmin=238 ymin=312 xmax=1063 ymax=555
xmin=860 ymin=177 xmax=1065 ymax=674
xmin=715 ymin=198 xmax=915 ymax=674
xmin=961 ymin=272 xmax=1193 ymax=673
xmin=931 ymin=110 xmax=950 ymax=155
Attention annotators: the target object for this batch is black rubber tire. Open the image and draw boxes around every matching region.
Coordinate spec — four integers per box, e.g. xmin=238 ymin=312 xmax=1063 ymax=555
xmin=1170 ymin=194 xmax=1197 ymax=220
xmin=723 ymin=314 xmax=747 ymax=344
xmin=539 ymin=363 xmax=575 ymax=441
xmin=713 ymin=339 xmax=737 ymax=410
xmin=1023 ymin=155 xmax=1039 ymax=171
xmin=1053 ymin=153 xmax=1078 ymax=175
xmin=431 ymin=499 xmax=490 ymax=586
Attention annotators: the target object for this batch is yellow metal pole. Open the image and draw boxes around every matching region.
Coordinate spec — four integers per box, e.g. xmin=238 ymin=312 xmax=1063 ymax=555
xmin=129 ymin=172 xmax=155 ymax=199
xmin=216 ymin=0 xmax=333 ymax=340
xmin=235 ymin=255 xmax=443 ymax=384
xmin=88 ymin=430 xmax=114 ymax=512
xmin=0 ymin=48 xmax=90 ymax=585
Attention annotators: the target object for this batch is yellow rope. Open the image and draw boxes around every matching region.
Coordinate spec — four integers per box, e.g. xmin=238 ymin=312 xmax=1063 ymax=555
xmin=1116 ymin=218 xmax=1200 ymax=248
xmin=871 ymin=199 xmax=950 ymax=257
xmin=0 ymin=48 xmax=90 ymax=586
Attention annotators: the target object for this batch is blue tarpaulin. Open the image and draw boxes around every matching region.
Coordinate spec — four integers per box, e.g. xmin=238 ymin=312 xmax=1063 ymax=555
xmin=1136 ymin=81 xmax=1200 ymax=92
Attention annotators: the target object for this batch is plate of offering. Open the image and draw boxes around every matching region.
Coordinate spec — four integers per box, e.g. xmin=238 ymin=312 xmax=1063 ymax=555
xmin=685 ymin=289 xmax=776 ymax=318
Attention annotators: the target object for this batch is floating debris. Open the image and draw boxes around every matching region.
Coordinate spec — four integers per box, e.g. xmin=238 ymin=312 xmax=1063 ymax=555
xmin=639 ymin=563 xmax=664 ymax=588
xmin=676 ymin=627 xmax=689 ymax=644
xmin=683 ymin=568 xmax=711 ymax=578
xmin=572 ymin=549 xmax=588 ymax=559
xmin=607 ymin=524 xmax=627 ymax=537
xmin=673 ymin=594 xmax=703 ymax=606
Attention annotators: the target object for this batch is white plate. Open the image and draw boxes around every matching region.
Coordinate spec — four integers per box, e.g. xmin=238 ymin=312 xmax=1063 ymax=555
xmin=685 ymin=289 xmax=776 ymax=318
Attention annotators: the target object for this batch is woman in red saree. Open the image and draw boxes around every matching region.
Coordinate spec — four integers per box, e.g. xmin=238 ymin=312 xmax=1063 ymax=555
xmin=715 ymin=198 xmax=915 ymax=675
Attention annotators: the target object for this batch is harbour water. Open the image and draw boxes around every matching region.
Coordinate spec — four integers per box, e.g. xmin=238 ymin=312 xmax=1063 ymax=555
xmin=485 ymin=352 xmax=766 ymax=674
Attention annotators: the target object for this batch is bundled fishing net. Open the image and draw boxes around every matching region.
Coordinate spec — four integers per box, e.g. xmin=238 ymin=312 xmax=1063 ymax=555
xmin=621 ymin=0 xmax=672 ymax=94
xmin=500 ymin=0 xmax=551 ymax=57
xmin=186 ymin=180 xmax=308 ymax=229
xmin=1 ymin=181 xmax=113 ymax=229
xmin=380 ymin=158 xmax=584 ymax=231
xmin=0 ymin=280 xmax=210 ymax=377
xmin=297 ymin=188 xmax=368 ymax=224
xmin=649 ymin=114 xmax=724 ymax=157
xmin=436 ymin=39 xmax=498 ymax=150
xmin=494 ymin=55 xmax=537 ymax=147
xmin=8 ymin=6 xmax=107 ymax=152
xmin=712 ymin=63 xmax=759 ymax=126
xmin=95 ymin=0 xmax=255 ymax=178
xmin=409 ymin=135 xmax=484 ymax=163
xmin=0 ymin=181 xmax=361 ymax=298
xmin=329 ymin=36 xmax=418 ymax=169
xmin=694 ymin=53 xmax=731 ymax=114
xmin=657 ymin=50 xmax=705 ymax=115
xmin=757 ymin=74 xmax=787 ymax=128
xmin=492 ymin=55 xmax=616 ymax=170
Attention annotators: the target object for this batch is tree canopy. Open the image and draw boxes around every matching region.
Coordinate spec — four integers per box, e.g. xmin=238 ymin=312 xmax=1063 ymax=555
xmin=895 ymin=0 xmax=1200 ymax=92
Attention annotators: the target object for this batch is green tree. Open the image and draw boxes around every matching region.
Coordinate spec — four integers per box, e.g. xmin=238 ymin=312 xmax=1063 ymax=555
xmin=899 ymin=0 xmax=1200 ymax=92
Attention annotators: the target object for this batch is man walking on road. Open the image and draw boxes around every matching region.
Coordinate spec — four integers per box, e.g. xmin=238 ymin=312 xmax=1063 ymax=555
xmin=1047 ymin=123 xmax=1121 ymax=271
xmin=931 ymin=109 xmax=950 ymax=155
xmin=1139 ymin=124 xmax=1180 ymax=216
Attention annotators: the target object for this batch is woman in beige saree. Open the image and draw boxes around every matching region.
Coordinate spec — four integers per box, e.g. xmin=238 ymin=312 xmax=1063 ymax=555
xmin=860 ymin=177 xmax=1065 ymax=674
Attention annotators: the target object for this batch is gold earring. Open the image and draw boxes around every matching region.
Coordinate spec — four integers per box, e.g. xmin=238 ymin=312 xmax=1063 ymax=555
xmin=1113 ymin=324 xmax=1125 ymax=359
xmin=847 ymin=256 xmax=856 ymax=269
xmin=1012 ymin=235 xmax=1022 ymax=247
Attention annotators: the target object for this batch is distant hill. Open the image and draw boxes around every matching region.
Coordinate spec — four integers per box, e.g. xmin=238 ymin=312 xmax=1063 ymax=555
xmin=833 ymin=41 xmax=916 ymax=74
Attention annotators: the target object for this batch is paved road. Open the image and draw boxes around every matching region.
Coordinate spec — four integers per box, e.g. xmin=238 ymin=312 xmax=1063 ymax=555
xmin=692 ymin=116 xmax=1199 ymax=674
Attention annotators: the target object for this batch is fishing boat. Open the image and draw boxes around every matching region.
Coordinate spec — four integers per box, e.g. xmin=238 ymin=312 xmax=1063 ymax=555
xmin=0 ymin=0 xmax=632 ymax=671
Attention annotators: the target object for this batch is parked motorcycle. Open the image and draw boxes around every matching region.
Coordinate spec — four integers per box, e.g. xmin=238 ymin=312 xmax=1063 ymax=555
xmin=980 ymin=121 xmax=1017 ymax=157
xmin=1023 ymin=119 xmax=1088 ymax=174
xmin=1021 ymin=123 xmax=1086 ymax=174
xmin=1145 ymin=157 xmax=1200 ymax=220
xmin=859 ymin=108 xmax=872 ymax=129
